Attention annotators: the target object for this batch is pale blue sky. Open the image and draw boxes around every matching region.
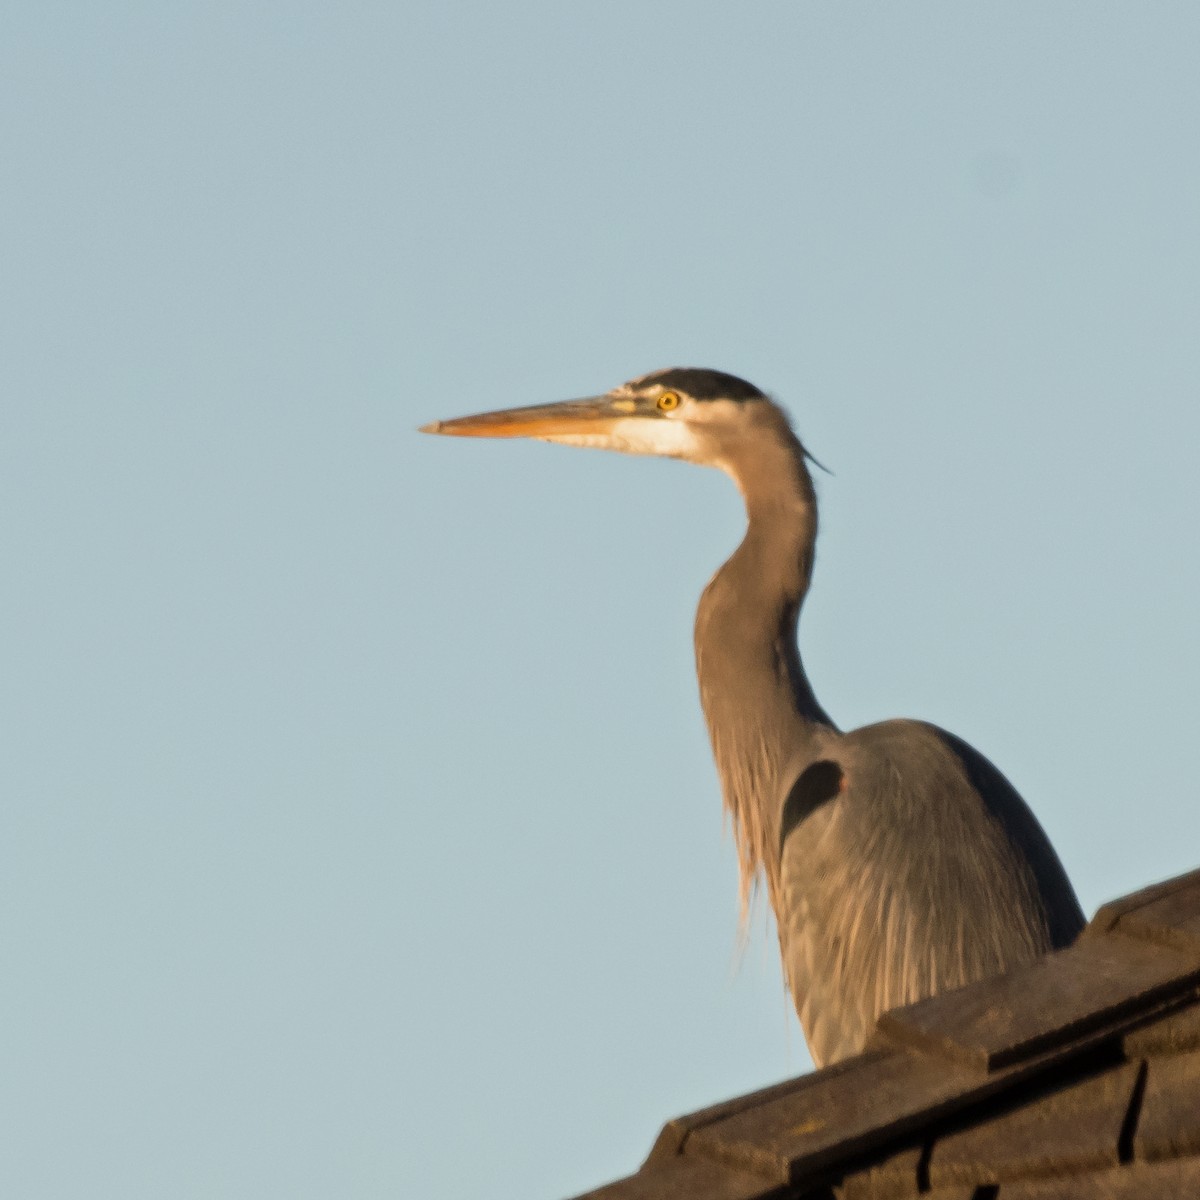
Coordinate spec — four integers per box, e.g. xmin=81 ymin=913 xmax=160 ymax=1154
xmin=4 ymin=4 xmax=1200 ymax=1198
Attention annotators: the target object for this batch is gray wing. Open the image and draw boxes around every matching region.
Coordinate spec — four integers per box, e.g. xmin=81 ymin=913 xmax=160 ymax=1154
xmin=775 ymin=720 xmax=1084 ymax=1068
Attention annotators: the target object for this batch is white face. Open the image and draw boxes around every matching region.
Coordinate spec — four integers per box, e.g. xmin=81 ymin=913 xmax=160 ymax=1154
xmin=533 ymin=388 xmax=743 ymax=468
xmin=535 ymin=415 xmax=702 ymax=459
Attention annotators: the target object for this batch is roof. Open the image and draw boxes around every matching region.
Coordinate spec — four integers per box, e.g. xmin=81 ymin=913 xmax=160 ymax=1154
xmin=572 ymin=867 xmax=1200 ymax=1200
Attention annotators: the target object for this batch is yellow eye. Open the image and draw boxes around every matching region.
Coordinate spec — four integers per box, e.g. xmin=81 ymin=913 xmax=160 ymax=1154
xmin=657 ymin=391 xmax=681 ymax=412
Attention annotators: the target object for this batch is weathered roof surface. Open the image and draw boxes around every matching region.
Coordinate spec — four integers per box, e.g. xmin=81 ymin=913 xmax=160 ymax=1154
xmin=571 ymin=867 xmax=1200 ymax=1200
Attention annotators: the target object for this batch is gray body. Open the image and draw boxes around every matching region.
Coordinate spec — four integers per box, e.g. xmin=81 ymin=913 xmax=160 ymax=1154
xmin=423 ymin=368 xmax=1085 ymax=1067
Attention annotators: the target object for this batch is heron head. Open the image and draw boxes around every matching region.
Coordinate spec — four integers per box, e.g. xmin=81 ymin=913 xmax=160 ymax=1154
xmin=419 ymin=367 xmax=791 ymax=469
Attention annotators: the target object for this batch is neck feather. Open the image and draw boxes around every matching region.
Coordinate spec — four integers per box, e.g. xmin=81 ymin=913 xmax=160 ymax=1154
xmin=694 ymin=422 xmax=835 ymax=917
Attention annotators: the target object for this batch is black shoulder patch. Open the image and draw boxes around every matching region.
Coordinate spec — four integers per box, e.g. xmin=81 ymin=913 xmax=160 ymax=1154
xmin=780 ymin=760 xmax=843 ymax=853
xmin=639 ymin=367 xmax=765 ymax=402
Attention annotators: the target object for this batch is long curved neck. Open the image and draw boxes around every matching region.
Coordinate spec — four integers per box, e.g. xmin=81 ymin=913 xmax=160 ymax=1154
xmin=694 ymin=423 xmax=835 ymax=915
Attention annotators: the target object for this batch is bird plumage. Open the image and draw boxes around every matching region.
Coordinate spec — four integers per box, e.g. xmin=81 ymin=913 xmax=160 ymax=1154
xmin=423 ymin=368 xmax=1085 ymax=1066
xmin=777 ymin=722 xmax=1080 ymax=1064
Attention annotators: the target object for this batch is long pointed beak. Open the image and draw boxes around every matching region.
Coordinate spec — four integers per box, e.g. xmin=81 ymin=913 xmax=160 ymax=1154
xmin=419 ymin=395 xmax=629 ymax=440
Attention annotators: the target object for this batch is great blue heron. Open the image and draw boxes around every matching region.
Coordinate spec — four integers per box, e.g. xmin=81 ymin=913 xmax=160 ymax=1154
xmin=421 ymin=367 xmax=1084 ymax=1066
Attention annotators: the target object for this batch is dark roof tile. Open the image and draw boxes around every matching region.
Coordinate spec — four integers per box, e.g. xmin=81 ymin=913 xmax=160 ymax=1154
xmin=1132 ymin=1049 xmax=1200 ymax=1165
xmin=644 ymin=1074 xmax=821 ymax=1165
xmin=995 ymin=1155 xmax=1200 ymax=1197
xmin=837 ymin=1143 xmax=924 ymax=1199
xmin=685 ymin=1050 xmax=975 ymax=1183
xmin=873 ymin=935 xmax=1200 ymax=1071
xmin=1089 ymin=866 xmax=1200 ymax=955
xmin=1122 ymin=994 xmax=1200 ymax=1057
xmin=927 ymin=1060 xmax=1140 ymax=1188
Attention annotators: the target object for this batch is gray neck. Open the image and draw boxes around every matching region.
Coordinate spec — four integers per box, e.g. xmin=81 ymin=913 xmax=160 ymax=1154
xmin=694 ymin=420 xmax=835 ymax=914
